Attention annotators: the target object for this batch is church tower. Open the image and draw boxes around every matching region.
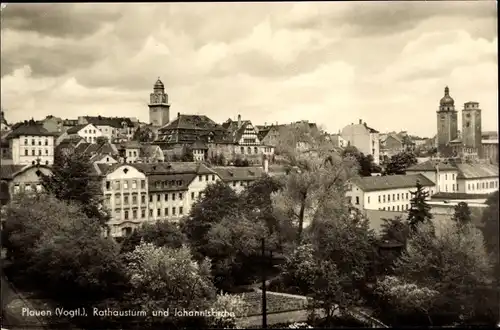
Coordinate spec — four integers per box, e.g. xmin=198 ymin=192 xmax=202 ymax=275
xmin=148 ymin=78 xmax=170 ymax=127
xmin=436 ymin=86 xmax=458 ymax=157
xmin=461 ymin=101 xmax=482 ymax=158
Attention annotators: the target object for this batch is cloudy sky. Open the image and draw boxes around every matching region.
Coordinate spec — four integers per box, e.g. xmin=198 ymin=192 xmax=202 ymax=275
xmin=1 ymin=2 xmax=497 ymax=137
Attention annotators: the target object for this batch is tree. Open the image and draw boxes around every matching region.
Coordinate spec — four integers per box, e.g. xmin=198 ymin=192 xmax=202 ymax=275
xmin=481 ymin=191 xmax=499 ymax=284
xmin=341 ymin=146 xmax=376 ymax=177
xmin=2 ymin=194 xmax=128 ymax=305
xmin=40 ymin=150 xmax=109 ymax=227
xmin=181 ymin=181 xmax=240 ymax=256
xmin=407 ymin=181 xmax=433 ymax=232
xmin=393 ymin=221 xmax=493 ymax=324
xmin=132 ymin=126 xmax=155 ymax=142
xmin=181 ymin=148 xmax=194 ymax=162
xmin=120 ymin=221 xmax=186 ymax=254
xmin=123 ymin=242 xmax=216 ymax=327
xmin=384 ymin=151 xmax=418 ymax=175
xmin=452 ymin=202 xmax=472 ymax=226
xmin=280 ymin=243 xmax=318 ymax=295
xmin=380 ymin=216 xmax=410 ymax=245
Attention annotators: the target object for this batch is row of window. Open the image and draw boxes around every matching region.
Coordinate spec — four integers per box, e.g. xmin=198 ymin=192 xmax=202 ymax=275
xmin=374 ymin=192 xmax=411 ymax=204
xmin=109 ymin=191 xmax=203 ymax=206
xmin=23 ymin=149 xmax=51 ymax=156
xmin=117 ymin=206 xmax=185 ymax=220
xmin=22 ymin=138 xmax=51 ymax=146
xmin=198 ymin=174 xmax=217 ymax=182
xmin=240 ymin=146 xmax=259 ymax=154
xmin=379 ymin=204 xmax=410 ymax=211
xmin=468 ymin=180 xmax=498 ymax=191
xmin=443 ymin=173 xmax=456 ymax=180
xmin=12 ymin=182 xmax=43 ymax=193
xmin=105 ymin=180 xmax=147 ymax=190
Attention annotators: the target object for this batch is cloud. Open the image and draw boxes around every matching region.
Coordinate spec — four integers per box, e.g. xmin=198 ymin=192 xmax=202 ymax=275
xmin=0 ymin=2 xmax=497 ymax=138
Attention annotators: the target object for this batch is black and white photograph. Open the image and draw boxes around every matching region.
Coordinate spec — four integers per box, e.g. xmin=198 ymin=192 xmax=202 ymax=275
xmin=0 ymin=1 xmax=498 ymax=329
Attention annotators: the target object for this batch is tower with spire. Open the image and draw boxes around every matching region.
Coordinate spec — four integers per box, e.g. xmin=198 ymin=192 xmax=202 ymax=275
xmin=436 ymin=86 xmax=458 ymax=157
xmin=148 ymin=77 xmax=170 ymax=127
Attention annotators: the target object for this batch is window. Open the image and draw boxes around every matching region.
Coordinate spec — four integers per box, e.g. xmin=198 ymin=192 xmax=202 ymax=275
xmin=383 ymin=195 xmax=386 ymax=203
xmin=141 ymin=195 xmax=146 ymax=203
xmin=124 ymin=210 xmax=129 ymax=220
xmin=212 ymin=175 xmax=215 ymax=181
xmin=32 ymin=139 xmax=35 ymax=145
xmin=179 ymin=207 xmax=183 ymax=215
xmin=132 ymin=195 xmax=137 ymax=204
xmin=24 ymin=139 xmax=28 ymax=145
xmin=247 ymin=147 xmax=251 ymax=154
xmin=25 ymin=150 xmax=28 ymax=156
xmin=397 ymin=205 xmax=400 ymax=211
xmin=205 ymin=175 xmax=209 ymax=181
xmin=172 ymin=193 xmax=176 ymax=201
xmin=233 ymin=181 xmax=236 ymax=187
xmin=32 ymin=149 xmax=35 ymax=156
xmin=141 ymin=209 xmax=146 ymax=218
xmin=37 ymin=150 xmax=41 ymax=156
xmin=141 ymin=180 xmax=146 ymax=189
xmin=392 ymin=194 xmax=395 ymax=201
xmin=124 ymin=181 xmax=129 ymax=189
xmin=388 ymin=194 xmax=391 ymax=202
xmin=179 ymin=193 xmax=183 ymax=199
xmin=445 ymin=174 xmax=447 ymax=180
xmin=155 ymin=182 xmax=161 ymax=189
xmin=240 ymin=146 xmax=244 ymax=154
xmin=133 ymin=151 xmax=137 ymax=157
xmin=355 ymin=196 xmax=359 ymax=205
xmin=157 ymin=194 xmax=161 ymax=201
xmin=45 ymin=160 xmax=49 ymax=165
xmin=44 ymin=139 xmax=48 ymax=146
xmin=149 ymin=195 xmax=153 ymax=202
xmin=163 ymin=193 xmax=168 ymax=201
xmin=191 ymin=192 xmax=195 ymax=199
xmin=132 ymin=180 xmax=137 ymax=189
xmin=45 ymin=149 xmax=48 ymax=155
xmin=392 ymin=206 xmax=395 ymax=211
xmin=149 ymin=209 xmax=153 ymax=217
xmin=406 ymin=193 xmax=409 ymax=199
xmin=198 ymin=192 xmax=202 ymax=198
xmin=115 ymin=181 xmax=120 ymax=189
xmin=157 ymin=208 xmax=161 ymax=216
xmin=123 ymin=195 xmax=129 ymax=205
xmin=133 ymin=210 xmax=137 ymax=219
xmin=38 ymin=140 xmax=41 ymax=146
xmin=198 ymin=175 xmax=203 ymax=182
xmin=378 ymin=196 xmax=381 ymax=203
xmin=367 ymin=196 xmax=370 ymax=204
xmin=115 ymin=194 xmax=121 ymax=205
xmin=396 ymin=193 xmax=399 ymax=200
xmin=165 ymin=208 xmax=169 ymax=216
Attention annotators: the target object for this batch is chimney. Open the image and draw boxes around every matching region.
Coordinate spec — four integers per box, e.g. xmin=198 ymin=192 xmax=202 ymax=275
xmin=263 ymin=155 xmax=269 ymax=174
xmin=359 ymin=119 xmax=362 ymax=124
xmin=177 ymin=112 xmax=180 ymax=119
xmin=237 ymin=114 xmax=241 ymax=127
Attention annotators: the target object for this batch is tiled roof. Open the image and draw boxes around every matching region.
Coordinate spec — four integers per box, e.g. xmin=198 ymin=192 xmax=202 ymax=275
xmin=431 ymin=192 xmax=493 ymax=200
xmin=0 ymin=164 xmax=27 ymax=179
xmin=148 ymin=173 xmax=197 ymax=192
xmin=74 ymin=142 xmax=119 ymax=156
xmin=159 ymin=114 xmax=223 ymax=131
xmin=192 ymin=139 xmax=208 ymax=150
xmin=352 ymin=173 xmax=435 ymax=192
xmin=407 ymin=160 xmax=458 ymax=172
xmin=5 ymin=121 xmax=57 ymax=139
xmin=456 ymin=163 xmax=499 ymax=179
xmin=212 ymin=166 xmax=266 ymax=182
xmin=96 ymin=162 xmax=216 ymax=176
xmin=139 ymin=144 xmax=162 ymax=158
xmin=83 ymin=116 xmax=135 ymax=128
xmin=66 ymin=124 xmax=89 ymax=134
xmin=222 ymin=119 xmax=253 ymax=143
xmin=157 ymin=114 xmax=228 ymax=144
xmin=89 ymin=153 xmax=115 ymax=163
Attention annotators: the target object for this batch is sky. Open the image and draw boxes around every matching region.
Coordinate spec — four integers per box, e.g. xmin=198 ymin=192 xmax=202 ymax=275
xmin=0 ymin=2 xmax=497 ymax=138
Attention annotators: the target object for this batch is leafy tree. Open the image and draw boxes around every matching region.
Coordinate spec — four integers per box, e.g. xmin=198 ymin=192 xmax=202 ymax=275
xmin=394 ymin=221 xmax=493 ymax=324
xmin=2 ymin=194 xmax=128 ymax=305
xmin=211 ymin=292 xmax=249 ymax=329
xmin=132 ymin=126 xmax=155 ymax=142
xmin=385 ymin=151 xmax=418 ymax=175
xmin=120 ymin=221 xmax=186 ymax=254
xmin=452 ymin=202 xmax=472 ymax=226
xmin=181 ymin=147 xmax=194 ymax=162
xmin=380 ymin=216 xmax=410 ymax=245
xmin=123 ymin=242 xmax=216 ymax=327
xmin=407 ymin=181 xmax=433 ymax=232
xmin=481 ymin=191 xmax=499 ymax=284
xmin=181 ymin=181 xmax=240 ymax=256
xmin=40 ymin=150 xmax=109 ymax=227
xmin=341 ymin=146 xmax=377 ymax=177
xmin=280 ymin=243 xmax=318 ymax=295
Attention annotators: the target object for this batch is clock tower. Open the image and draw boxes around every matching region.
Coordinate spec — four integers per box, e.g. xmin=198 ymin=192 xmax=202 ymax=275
xmin=149 ymin=78 xmax=170 ymax=127
xmin=436 ymin=86 xmax=458 ymax=157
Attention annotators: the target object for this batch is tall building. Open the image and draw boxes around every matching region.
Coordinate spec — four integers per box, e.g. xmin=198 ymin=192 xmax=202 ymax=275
xmin=148 ymin=78 xmax=170 ymax=128
xmin=461 ymin=101 xmax=482 ymax=158
xmin=436 ymin=86 xmax=458 ymax=157
xmin=341 ymin=119 xmax=380 ymax=164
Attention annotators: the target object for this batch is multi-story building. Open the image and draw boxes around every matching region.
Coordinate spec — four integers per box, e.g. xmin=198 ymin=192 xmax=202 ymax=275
xmin=212 ymin=166 xmax=266 ymax=193
xmin=0 ymin=164 xmax=53 ymax=205
xmin=406 ymin=160 xmax=460 ymax=193
xmin=56 ymin=123 xmax=103 ymax=145
xmin=346 ymin=174 xmax=436 ymax=212
xmin=341 ymin=119 xmax=380 ymax=164
xmin=94 ymin=162 xmax=222 ymax=237
xmin=78 ymin=116 xmax=137 ymax=141
xmin=455 ymin=163 xmax=498 ymax=195
xmin=436 ymin=86 xmax=459 ymax=157
xmin=328 ymin=133 xmax=348 ymax=149
xmin=379 ymin=133 xmax=403 ymax=162
xmin=5 ymin=120 xmax=57 ymax=166
xmin=481 ymin=139 xmax=498 ymax=163
xmin=138 ymin=144 xmax=165 ymax=163
xmin=118 ymin=141 xmax=142 ymax=163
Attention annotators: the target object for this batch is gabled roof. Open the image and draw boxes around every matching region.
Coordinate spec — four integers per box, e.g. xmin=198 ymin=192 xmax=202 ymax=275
xmin=456 ymin=163 xmax=498 ymax=179
xmin=66 ymin=124 xmax=90 ymax=134
xmin=159 ymin=114 xmax=224 ymax=131
xmin=5 ymin=121 xmax=57 ymax=139
xmin=0 ymin=164 xmax=52 ymax=180
xmin=406 ymin=160 xmax=458 ymax=172
xmin=222 ymin=119 xmax=256 ymax=143
xmin=83 ymin=116 xmax=135 ymax=128
xmin=74 ymin=142 xmax=119 ymax=156
xmin=139 ymin=144 xmax=162 ymax=158
xmin=351 ymin=173 xmax=435 ymax=192
xmin=212 ymin=166 xmax=266 ymax=182
xmin=89 ymin=153 xmax=116 ymax=163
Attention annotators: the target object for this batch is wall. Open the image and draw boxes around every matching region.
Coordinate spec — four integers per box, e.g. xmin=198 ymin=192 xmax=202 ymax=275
xmin=102 ymin=165 xmax=148 ymax=237
xmin=341 ymin=123 xmax=380 ymax=164
xmin=458 ymin=177 xmax=499 ymax=194
xmin=10 ymin=166 xmax=52 ymax=195
xmin=346 ymin=184 xmax=435 ymax=212
xmin=10 ymin=135 xmax=55 ymax=165
xmin=78 ymin=124 xmax=103 ymax=143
